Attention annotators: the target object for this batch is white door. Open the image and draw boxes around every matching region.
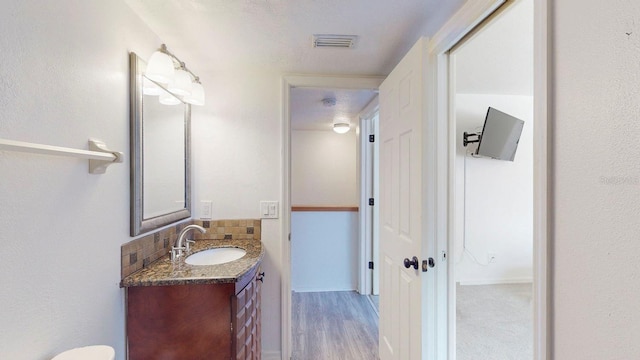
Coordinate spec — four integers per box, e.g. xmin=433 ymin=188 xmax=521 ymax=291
xmin=378 ymin=37 xmax=430 ymax=360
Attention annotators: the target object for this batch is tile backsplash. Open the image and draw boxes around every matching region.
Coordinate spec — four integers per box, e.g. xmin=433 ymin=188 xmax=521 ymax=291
xmin=121 ymin=219 xmax=261 ymax=279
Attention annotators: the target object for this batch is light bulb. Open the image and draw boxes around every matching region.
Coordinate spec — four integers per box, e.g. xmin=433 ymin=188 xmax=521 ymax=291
xmin=184 ymin=82 xmax=205 ymax=106
xmin=143 ymin=77 xmax=162 ymax=96
xmin=168 ymin=69 xmax=192 ymax=96
xmin=159 ymin=91 xmax=181 ymax=105
xmin=333 ymin=118 xmax=351 ymax=134
xmin=145 ymin=51 xmax=175 ymax=84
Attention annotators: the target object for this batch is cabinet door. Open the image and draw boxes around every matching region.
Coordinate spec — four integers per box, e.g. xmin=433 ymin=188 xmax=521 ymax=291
xmin=126 ymin=284 xmax=233 ymax=360
xmin=232 ymin=269 xmax=262 ymax=360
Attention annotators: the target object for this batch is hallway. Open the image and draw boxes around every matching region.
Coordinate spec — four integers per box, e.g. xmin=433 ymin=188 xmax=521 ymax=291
xmin=292 ymin=291 xmax=379 ymax=360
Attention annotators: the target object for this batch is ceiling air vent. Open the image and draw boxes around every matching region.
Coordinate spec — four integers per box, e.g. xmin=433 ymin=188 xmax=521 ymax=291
xmin=312 ymin=34 xmax=358 ymax=49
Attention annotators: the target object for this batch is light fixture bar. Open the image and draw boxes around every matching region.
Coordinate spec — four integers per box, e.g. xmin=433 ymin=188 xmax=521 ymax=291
xmin=158 ymin=44 xmax=201 ymax=84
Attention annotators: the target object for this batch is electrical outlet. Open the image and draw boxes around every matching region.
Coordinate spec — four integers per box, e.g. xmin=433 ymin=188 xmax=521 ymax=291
xmin=201 ymin=200 xmax=212 ymax=220
xmin=487 ymin=251 xmax=497 ymax=264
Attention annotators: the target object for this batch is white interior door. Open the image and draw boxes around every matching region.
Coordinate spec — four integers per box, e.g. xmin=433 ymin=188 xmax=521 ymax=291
xmin=378 ymin=37 xmax=428 ymax=360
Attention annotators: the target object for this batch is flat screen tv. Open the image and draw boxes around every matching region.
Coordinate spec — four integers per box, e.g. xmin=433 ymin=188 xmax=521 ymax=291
xmin=475 ymin=107 xmax=524 ymax=161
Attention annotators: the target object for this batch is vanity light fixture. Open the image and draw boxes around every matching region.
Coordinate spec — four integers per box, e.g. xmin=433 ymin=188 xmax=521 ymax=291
xmin=333 ymin=117 xmax=351 ymax=134
xmin=145 ymin=44 xmax=205 ymax=106
xmin=145 ymin=50 xmax=175 ymax=84
xmin=184 ymin=79 xmax=205 ymax=106
xmin=168 ymin=68 xmax=193 ymax=96
xmin=142 ymin=77 xmax=162 ymax=96
xmin=159 ymin=91 xmax=182 ymax=105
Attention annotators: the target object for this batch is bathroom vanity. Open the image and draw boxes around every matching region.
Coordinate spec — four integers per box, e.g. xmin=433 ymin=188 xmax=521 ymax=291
xmin=121 ymin=240 xmax=264 ymax=360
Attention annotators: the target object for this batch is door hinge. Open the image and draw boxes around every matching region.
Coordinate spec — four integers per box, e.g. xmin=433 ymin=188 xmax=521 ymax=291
xmin=368 ymin=261 xmax=374 ymax=270
xmin=288 ymin=233 xmax=291 ymax=241
xmin=369 ymin=134 xmax=375 ymax=142
xmin=368 ymin=198 xmax=374 ymax=206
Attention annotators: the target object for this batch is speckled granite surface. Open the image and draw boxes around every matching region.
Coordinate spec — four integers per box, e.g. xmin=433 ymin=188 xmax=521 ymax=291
xmin=120 ymin=240 xmax=264 ymax=287
xmin=121 ymin=219 xmax=262 ymax=279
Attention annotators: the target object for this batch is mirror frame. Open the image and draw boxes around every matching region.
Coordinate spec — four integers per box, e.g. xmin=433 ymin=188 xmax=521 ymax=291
xmin=129 ymin=52 xmax=191 ymax=236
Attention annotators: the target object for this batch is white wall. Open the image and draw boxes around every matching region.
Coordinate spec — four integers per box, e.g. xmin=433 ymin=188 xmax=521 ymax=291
xmin=0 ymin=1 xmax=159 ymax=359
xmin=291 ymin=130 xmax=358 ymax=206
xmin=553 ymin=1 xmax=640 ymax=357
xmin=190 ymin=68 xmax=284 ymax=356
xmin=291 ymin=211 xmax=359 ymax=292
xmin=454 ymin=94 xmax=533 ymax=284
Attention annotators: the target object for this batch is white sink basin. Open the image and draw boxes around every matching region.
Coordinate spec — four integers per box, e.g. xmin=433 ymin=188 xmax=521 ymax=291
xmin=185 ymin=247 xmax=247 ymax=266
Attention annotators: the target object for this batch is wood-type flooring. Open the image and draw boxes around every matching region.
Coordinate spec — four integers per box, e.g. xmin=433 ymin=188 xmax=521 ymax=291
xmin=292 ymin=285 xmax=531 ymax=360
xmin=292 ymin=291 xmax=379 ymax=360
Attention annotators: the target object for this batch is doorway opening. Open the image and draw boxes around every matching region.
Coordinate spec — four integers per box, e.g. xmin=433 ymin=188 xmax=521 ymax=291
xmin=282 ymin=75 xmax=384 ymax=359
xmin=282 ymin=2 xmax=549 ymax=353
xmin=448 ymin=0 xmax=535 ymax=358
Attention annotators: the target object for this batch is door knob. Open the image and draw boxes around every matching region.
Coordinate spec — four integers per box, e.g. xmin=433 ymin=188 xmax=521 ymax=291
xmin=403 ymin=256 xmax=419 ymax=270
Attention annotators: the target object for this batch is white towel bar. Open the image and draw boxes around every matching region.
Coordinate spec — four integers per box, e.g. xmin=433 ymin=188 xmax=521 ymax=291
xmin=0 ymin=138 xmax=123 ymax=174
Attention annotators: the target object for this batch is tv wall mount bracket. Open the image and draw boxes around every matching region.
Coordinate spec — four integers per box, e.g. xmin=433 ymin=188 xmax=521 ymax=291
xmin=463 ymin=131 xmax=481 ymax=147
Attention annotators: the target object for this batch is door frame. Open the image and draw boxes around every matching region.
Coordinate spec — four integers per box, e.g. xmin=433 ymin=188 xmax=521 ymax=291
xmin=427 ymin=0 xmax=550 ymax=359
xmin=281 ymin=74 xmax=384 ymax=359
xmin=358 ymin=98 xmax=379 ymax=296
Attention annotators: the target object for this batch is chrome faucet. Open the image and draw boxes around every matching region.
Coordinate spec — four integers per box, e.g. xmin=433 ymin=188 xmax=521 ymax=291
xmin=172 ymin=224 xmax=206 ymax=260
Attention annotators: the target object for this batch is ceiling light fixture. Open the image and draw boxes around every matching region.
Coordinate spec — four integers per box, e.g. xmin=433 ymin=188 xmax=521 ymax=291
xmin=333 ymin=117 xmax=350 ymax=134
xmin=144 ymin=44 xmax=205 ymax=106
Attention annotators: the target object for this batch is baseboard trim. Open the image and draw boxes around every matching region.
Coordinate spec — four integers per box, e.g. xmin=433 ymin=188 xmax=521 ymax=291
xmin=262 ymin=350 xmax=281 ymax=360
xmin=458 ymin=278 xmax=533 ymax=286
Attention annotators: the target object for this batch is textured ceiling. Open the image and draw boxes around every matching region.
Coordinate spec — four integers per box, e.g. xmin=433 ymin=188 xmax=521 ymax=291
xmin=291 ymin=88 xmax=377 ymax=131
xmin=124 ymin=0 xmax=466 ymax=130
xmin=124 ymin=0 xmax=466 ymax=75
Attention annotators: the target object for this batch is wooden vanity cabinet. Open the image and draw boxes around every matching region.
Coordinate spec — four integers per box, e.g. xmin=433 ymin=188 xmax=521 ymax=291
xmin=126 ymin=265 xmax=262 ymax=360
xmin=232 ymin=267 xmax=262 ymax=359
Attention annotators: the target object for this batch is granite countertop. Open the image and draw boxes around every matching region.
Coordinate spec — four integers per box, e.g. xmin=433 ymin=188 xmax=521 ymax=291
xmin=120 ymin=240 xmax=264 ymax=287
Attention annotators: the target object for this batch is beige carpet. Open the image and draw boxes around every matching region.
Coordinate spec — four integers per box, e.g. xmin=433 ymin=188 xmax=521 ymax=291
xmin=457 ymin=283 xmax=533 ymax=360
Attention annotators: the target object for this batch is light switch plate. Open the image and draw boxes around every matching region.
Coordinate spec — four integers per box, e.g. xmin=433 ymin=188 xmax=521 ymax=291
xmin=201 ymin=200 xmax=212 ymax=219
xmin=260 ymin=201 xmax=279 ymax=219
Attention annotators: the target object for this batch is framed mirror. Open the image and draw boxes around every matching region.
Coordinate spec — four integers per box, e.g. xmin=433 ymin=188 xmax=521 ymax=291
xmin=130 ymin=52 xmax=191 ymax=236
